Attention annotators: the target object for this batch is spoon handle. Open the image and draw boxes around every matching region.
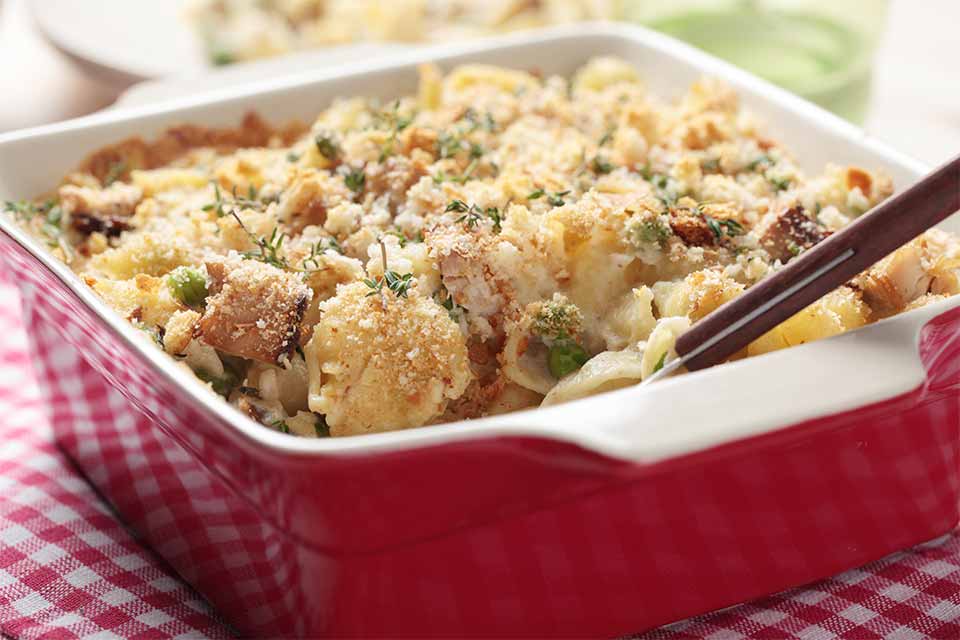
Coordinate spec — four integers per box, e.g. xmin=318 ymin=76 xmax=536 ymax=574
xmin=674 ymin=153 xmax=960 ymax=372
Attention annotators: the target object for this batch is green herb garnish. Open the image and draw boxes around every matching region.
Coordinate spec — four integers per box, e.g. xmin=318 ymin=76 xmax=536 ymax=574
xmin=375 ymin=100 xmax=414 ymax=160
xmin=363 ymin=270 xmax=414 ymax=299
xmin=302 ymin=236 xmax=342 ymax=271
xmin=591 ymin=155 xmax=615 ymax=174
xmin=344 ymin=168 xmax=365 ymax=194
xmin=384 ymin=227 xmax=421 ymax=247
xmin=202 ymin=183 xmax=266 ymax=217
xmin=363 ymin=241 xmax=414 ymax=300
xmin=436 ymin=131 xmax=463 ymax=159
xmin=229 ymin=210 xmax=289 ymax=269
xmin=4 ymin=199 xmax=64 ymax=247
xmin=769 ymin=176 xmax=791 ymax=192
xmin=314 ymin=416 xmax=331 ymax=437
xmin=436 ymin=287 xmax=464 ymax=322
xmin=702 ymin=213 xmax=744 ymax=240
xmin=463 ymin=108 xmax=497 ymax=133
xmin=598 ymin=125 xmax=616 ymax=147
xmin=314 ymin=134 xmax=340 ymax=161
xmin=195 ymin=366 xmax=240 ymax=397
xmin=486 ymin=207 xmax=502 ymax=233
xmin=746 ymin=154 xmax=773 ymax=171
xmin=445 ymin=200 xmax=502 ymax=232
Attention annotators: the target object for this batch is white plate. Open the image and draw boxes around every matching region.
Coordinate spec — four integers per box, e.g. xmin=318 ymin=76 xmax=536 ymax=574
xmin=29 ymin=0 xmax=410 ymax=94
xmin=30 ymin=0 xmax=205 ymax=82
xmin=113 ymin=44 xmax=410 ymax=107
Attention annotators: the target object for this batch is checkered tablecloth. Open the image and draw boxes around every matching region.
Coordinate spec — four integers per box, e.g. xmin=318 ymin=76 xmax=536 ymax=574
xmin=1 ymin=272 xmax=959 ymax=639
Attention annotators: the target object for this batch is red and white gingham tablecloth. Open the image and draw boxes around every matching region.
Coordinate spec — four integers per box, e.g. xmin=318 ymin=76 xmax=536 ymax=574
xmin=2 ymin=272 xmax=960 ymax=639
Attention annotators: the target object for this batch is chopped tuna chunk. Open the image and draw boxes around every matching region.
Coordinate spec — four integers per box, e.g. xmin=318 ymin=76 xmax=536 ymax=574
xmin=199 ymin=257 xmax=312 ymax=363
xmin=669 ymin=210 xmax=715 ymax=246
xmin=760 ymin=207 xmax=830 ymax=262
xmin=854 ymin=241 xmax=931 ymax=317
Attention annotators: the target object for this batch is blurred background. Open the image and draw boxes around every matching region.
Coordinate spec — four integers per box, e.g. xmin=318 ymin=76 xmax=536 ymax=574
xmin=1 ymin=0 xmax=956 ymax=166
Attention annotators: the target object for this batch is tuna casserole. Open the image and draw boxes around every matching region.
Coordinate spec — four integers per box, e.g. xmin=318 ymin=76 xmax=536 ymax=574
xmin=8 ymin=57 xmax=960 ymax=438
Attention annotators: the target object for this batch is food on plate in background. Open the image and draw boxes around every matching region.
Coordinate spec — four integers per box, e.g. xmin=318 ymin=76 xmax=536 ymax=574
xmin=7 ymin=56 xmax=959 ymax=439
xmin=186 ymin=0 xmax=616 ymax=65
xmin=185 ymin=1 xmax=885 ymax=123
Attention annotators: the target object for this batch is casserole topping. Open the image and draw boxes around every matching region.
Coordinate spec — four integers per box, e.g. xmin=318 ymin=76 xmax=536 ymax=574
xmin=8 ymin=57 xmax=960 ymax=437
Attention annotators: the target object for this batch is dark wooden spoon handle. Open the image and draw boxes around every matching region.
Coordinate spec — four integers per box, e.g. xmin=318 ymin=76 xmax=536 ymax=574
xmin=675 ymin=153 xmax=960 ymax=372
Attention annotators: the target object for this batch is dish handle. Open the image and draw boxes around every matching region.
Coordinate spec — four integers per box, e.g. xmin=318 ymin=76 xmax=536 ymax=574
xmin=495 ymin=298 xmax=960 ymax=464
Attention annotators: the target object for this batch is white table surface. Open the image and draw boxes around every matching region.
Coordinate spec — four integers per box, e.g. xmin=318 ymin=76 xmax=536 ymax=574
xmin=0 ymin=0 xmax=957 ymax=167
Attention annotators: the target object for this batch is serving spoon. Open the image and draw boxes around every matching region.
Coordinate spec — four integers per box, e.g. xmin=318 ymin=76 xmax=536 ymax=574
xmin=645 ymin=152 xmax=960 ymax=384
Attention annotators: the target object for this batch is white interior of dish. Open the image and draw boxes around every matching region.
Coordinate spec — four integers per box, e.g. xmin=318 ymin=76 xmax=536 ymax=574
xmin=0 ymin=23 xmax=955 ymax=463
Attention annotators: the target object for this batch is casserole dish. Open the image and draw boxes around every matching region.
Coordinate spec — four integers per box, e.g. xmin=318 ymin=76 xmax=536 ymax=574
xmin=2 ymin=23 xmax=959 ymax=637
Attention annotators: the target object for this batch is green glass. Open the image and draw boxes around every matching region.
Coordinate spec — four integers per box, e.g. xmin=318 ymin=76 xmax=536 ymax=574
xmin=620 ymin=0 xmax=888 ymax=124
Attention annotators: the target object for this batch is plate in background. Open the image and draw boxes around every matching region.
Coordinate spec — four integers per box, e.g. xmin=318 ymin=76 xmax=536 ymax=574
xmin=30 ymin=0 xmax=206 ymax=83
xmin=112 ymin=43 xmax=409 ymax=107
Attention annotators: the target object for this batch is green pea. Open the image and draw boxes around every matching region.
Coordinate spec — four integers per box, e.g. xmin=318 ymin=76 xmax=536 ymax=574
xmin=548 ymin=339 xmax=588 ymax=379
xmin=168 ymin=266 xmax=208 ymax=308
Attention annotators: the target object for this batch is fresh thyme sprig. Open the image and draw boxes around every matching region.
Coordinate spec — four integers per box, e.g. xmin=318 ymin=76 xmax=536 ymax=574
xmin=229 ymin=210 xmax=345 ymax=277
xmin=314 ymin=134 xmax=341 ymax=161
xmin=301 ymin=236 xmax=343 ymax=271
xmin=695 ymin=204 xmax=744 ymax=240
xmin=383 ymin=227 xmax=422 ymax=248
xmin=746 ymin=154 xmax=774 ymax=171
xmin=462 ymin=107 xmax=497 ymax=133
xmin=437 ymin=131 xmax=464 ymax=160
xmin=435 ymin=285 xmax=465 ymax=322
xmin=344 ymin=167 xmax=365 ymax=194
xmin=598 ymin=125 xmax=616 ymax=147
xmin=202 ymin=183 xmax=267 ymax=217
xmin=768 ymin=175 xmax=792 ymax=192
xmin=590 ymin=155 xmax=615 ymax=174
xmin=528 ymin=189 xmax=570 ymax=207
xmin=445 ymin=199 xmax=502 ymax=233
xmin=640 ymin=170 xmax=677 ymax=209
xmin=375 ymin=100 xmax=414 ymax=161
xmin=4 ymin=199 xmax=64 ymax=247
xmin=241 ymin=224 xmax=288 ymax=270
xmin=363 ymin=241 xmax=415 ymax=305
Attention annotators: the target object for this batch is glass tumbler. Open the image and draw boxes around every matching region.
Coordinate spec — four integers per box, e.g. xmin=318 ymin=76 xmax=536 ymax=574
xmin=619 ymin=0 xmax=889 ymax=124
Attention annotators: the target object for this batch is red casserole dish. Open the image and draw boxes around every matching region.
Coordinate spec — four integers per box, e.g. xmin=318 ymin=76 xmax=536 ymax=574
xmin=1 ymin=24 xmax=958 ymax=637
